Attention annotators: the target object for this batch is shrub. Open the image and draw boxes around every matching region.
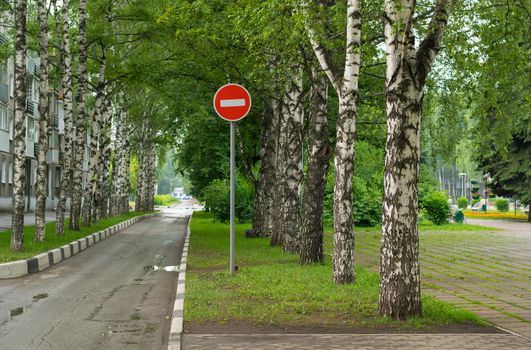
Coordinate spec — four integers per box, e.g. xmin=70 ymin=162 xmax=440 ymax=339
xmin=422 ymin=191 xmax=450 ymax=225
xmin=457 ymin=196 xmax=469 ymax=209
xmin=201 ymin=177 xmax=254 ymax=223
xmin=352 ymin=175 xmax=383 ymax=227
xmin=495 ymin=198 xmax=509 ymax=212
xmin=153 ymin=194 xmax=179 ymax=206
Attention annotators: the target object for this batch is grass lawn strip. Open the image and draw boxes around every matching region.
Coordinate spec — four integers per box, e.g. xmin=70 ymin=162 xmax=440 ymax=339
xmin=0 ymin=211 xmax=154 ymax=263
xmin=186 ymin=211 xmax=485 ymax=330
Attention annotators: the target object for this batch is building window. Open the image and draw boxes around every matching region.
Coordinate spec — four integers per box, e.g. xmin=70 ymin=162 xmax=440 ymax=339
xmin=0 ymin=62 xmax=7 ymax=84
xmin=27 ymin=117 xmax=36 ymax=141
xmin=0 ymin=105 xmax=7 ymax=131
xmin=0 ymin=159 xmax=5 ymax=184
xmin=8 ymin=160 xmax=12 ymax=184
xmin=9 ymin=74 xmax=14 ymax=97
xmin=26 ymin=79 xmax=33 ymax=102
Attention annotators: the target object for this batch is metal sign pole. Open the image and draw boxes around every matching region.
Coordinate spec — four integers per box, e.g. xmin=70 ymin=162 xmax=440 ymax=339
xmin=230 ymin=122 xmax=235 ymax=274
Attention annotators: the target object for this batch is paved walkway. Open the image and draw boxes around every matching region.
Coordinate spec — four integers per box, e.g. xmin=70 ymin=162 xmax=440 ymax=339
xmin=356 ymin=219 xmax=531 ymax=340
xmin=183 ymin=333 xmax=531 ymax=349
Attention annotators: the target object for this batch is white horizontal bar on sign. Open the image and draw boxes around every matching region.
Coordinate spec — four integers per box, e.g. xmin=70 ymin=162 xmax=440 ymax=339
xmin=220 ymin=99 xmax=246 ymax=107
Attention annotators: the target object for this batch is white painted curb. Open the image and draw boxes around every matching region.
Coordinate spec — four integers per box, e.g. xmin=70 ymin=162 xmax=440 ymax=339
xmin=168 ymin=216 xmax=191 ymax=350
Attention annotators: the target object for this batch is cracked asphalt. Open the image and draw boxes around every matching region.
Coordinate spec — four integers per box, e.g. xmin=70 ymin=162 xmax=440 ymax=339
xmin=0 ymin=205 xmax=192 ymax=350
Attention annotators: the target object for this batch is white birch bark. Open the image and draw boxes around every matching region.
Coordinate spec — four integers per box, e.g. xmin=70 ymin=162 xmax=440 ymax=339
xmin=260 ymin=96 xmax=280 ymax=238
xmin=379 ymin=0 xmax=454 ymax=319
xmin=300 ymin=69 xmax=330 ymax=264
xmin=135 ymin=119 xmax=148 ymax=212
xmin=111 ymin=108 xmax=124 ymax=216
xmin=270 ymin=89 xmax=289 ymax=247
xmin=55 ymin=0 xmax=74 ymax=236
xmin=11 ymin=0 xmax=28 ymax=251
xmin=305 ymin=0 xmax=361 ymax=283
xmin=69 ymin=0 xmax=87 ymax=230
xmin=281 ymin=73 xmax=304 ymax=254
xmin=121 ymin=119 xmax=131 ymax=214
xmin=96 ymin=96 xmax=112 ymax=219
xmin=81 ymin=52 xmax=106 ymax=226
xmin=34 ymin=0 xmax=50 ymax=241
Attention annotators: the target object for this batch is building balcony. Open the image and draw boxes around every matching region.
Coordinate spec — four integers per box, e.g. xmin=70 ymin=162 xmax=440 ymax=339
xmin=25 ymin=100 xmax=39 ymax=118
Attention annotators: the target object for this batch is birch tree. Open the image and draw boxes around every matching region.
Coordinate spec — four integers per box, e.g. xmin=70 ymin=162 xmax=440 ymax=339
xmin=95 ymin=96 xmax=112 ymax=219
xmin=81 ymin=50 xmax=106 ymax=226
xmin=252 ymin=95 xmax=280 ymax=237
xmin=34 ymin=0 xmax=50 ymax=241
xmin=69 ymin=0 xmax=87 ymax=230
xmin=305 ymin=0 xmax=361 ymax=283
xmin=270 ymin=75 xmax=304 ymax=252
xmin=135 ymin=119 xmax=150 ymax=212
xmin=11 ymin=0 xmax=28 ymax=251
xmin=55 ymin=0 xmax=74 ymax=236
xmin=300 ymin=69 xmax=330 ymax=264
xmin=379 ymin=0 xmax=455 ymax=319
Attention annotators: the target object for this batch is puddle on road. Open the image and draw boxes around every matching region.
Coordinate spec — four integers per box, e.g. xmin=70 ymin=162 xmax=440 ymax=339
xmin=32 ymin=293 xmax=49 ymax=301
xmin=10 ymin=307 xmax=23 ymax=317
xmin=143 ymin=265 xmax=180 ymax=272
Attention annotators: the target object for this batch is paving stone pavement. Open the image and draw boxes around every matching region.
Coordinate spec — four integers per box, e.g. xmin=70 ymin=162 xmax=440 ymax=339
xmin=356 ymin=219 xmax=531 ymax=340
xmin=183 ymin=333 xmax=531 ymax=349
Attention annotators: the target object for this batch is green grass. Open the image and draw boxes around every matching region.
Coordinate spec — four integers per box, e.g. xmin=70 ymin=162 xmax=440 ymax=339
xmin=154 ymin=194 xmax=180 ymax=206
xmin=0 ymin=211 xmax=153 ymax=263
xmin=186 ymin=211 xmax=484 ymax=330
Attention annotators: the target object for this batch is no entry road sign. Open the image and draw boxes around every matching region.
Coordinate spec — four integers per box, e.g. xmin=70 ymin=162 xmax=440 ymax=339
xmin=213 ymin=83 xmax=252 ymax=276
xmin=213 ymin=83 xmax=252 ymax=122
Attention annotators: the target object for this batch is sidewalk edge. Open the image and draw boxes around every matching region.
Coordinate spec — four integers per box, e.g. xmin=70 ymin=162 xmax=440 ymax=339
xmin=168 ymin=215 xmax=191 ymax=350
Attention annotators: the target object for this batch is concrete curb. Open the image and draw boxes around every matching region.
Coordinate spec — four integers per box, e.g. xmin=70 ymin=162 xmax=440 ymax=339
xmin=0 ymin=213 xmax=157 ymax=280
xmin=168 ymin=216 xmax=191 ymax=350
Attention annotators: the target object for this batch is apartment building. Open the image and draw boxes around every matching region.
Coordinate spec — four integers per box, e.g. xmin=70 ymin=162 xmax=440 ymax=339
xmin=0 ymin=30 xmax=64 ymax=211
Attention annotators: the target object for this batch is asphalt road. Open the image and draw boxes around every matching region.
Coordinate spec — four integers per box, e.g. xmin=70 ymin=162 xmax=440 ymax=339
xmin=0 ymin=206 xmax=191 ymax=350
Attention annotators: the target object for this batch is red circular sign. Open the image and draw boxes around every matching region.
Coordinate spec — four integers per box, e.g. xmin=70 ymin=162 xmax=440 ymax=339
xmin=213 ymin=84 xmax=252 ymax=122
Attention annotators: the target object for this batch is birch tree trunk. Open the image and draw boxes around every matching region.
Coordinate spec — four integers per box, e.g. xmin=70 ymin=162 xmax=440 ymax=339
xmin=55 ymin=0 xmax=74 ymax=236
xmin=300 ymin=71 xmax=330 ymax=264
xmin=96 ymin=97 xmax=112 ymax=219
xmin=281 ymin=74 xmax=304 ymax=254
xmin=81 ymin=52 xmax=106 ymax=226
xmin=11 ymin=0 xmax=28 ymax=252
xmin=121 ymin=121 xmax=131 ymax=214
xmin=307 ymin=0 xmax=361 ymax=283
xmin=252 ymin=97 xmax=280 ymax=237
xmin=69 ymin=0 xmax=88 ymax=230
xmin=270 ymin=95 xmax=288 ymax=247
xmin=34 ymin=0 xmax=50 ymax=241
xmin=135 ymin=120 xmax=148 ymax=212
xmin=145 ymin=142 xmax=156 ymax=212
xmin=253 ymin=96 xmax=280 ymax=237
xmin=110 ymin=108 xmax=123 ymax=217
xmin=379 ymin=0 xmax=454 ymax=319
xmin=111 ymin=107 xmax=130 ymax=216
